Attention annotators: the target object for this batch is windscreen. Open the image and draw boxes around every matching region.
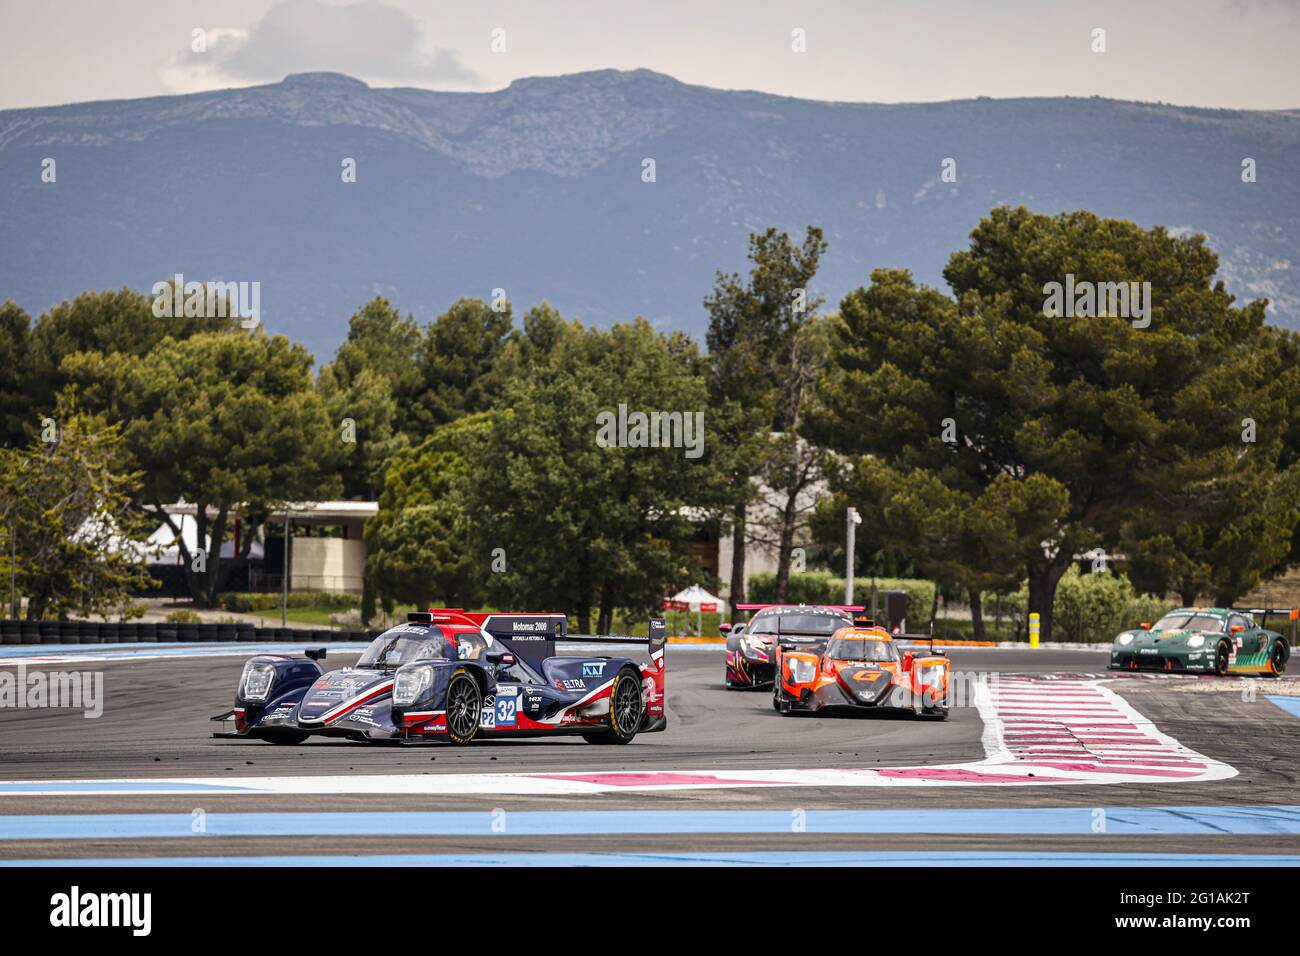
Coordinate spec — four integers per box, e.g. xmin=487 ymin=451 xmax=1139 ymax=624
xmin=827 ymin=636 xmax=899 ymax=662
xmin=749 ymin=611 xmax=848 ymax=637
xmin=1153 ymin=614 xmax=1225 ymax=634
xmin=358 ymin=627 xmax=453 ymax=668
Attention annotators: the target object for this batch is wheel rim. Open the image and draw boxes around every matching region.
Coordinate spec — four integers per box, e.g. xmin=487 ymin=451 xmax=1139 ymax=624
xmin=1217 ymin=645 xmax=1230 ymax=674
xmin=613 ymin=676 xmax=641 ymax=733
xmin=1272 ymin=643 xmax=1287 ymax=673
xmin=447 ymin=678 xmax=478 ymax=738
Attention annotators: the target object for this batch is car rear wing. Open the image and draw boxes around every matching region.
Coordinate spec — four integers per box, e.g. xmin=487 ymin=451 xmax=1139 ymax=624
xmin=565 ymin=617 xmax=667 ymax=662
xmin=1230 ymin=607 xmax=1299 ymax=643
xmin=735 ymin=604 xmax=865 ymax=613
xmin=412 ymin=608 xmax=667 ymax=668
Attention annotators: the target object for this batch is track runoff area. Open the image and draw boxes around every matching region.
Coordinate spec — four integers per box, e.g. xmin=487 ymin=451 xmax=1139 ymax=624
xmin=0 ymin=636 xmax=1296 ymax=930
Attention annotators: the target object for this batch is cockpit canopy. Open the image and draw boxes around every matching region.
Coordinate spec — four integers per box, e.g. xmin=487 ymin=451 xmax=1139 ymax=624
xmin=358 ymin=624 xmax=456 ymax=668
xmin=826 ymin=633 xmax=899 ymax=663
xmin=1152 ymin=613 xmax=1228 ymax=634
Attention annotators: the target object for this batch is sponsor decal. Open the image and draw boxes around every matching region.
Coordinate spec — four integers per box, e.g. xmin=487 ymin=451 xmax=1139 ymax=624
xmin=582 ymin=662 xmax=606 ymax=677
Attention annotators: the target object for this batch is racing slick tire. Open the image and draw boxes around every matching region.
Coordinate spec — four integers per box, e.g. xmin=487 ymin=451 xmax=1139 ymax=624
xmin=772 ymin=675 xmax=789 ymax=712
xmin=1268 ymin=638 xmax=1289 ymax=676
xmin=263 ymin=731 xmax=311 ymax=745
xmin=445 ymin=669 xmax=483 ymax=745
xmin=583 ymin=667 xmax=644 ymax=745
xmin=1214 ymin=640 xmax=1232 ymax=676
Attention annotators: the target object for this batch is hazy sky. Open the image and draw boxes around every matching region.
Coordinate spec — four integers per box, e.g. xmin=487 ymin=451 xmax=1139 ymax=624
xmin=2 ymin=0 xmax=1297 ymax=110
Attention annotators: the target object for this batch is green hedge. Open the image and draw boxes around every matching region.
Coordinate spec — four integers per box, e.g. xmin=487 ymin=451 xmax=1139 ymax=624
xmin=747 ymin=573 xmax=935 ymax=625
xmin=217 ymin=591 xmax=360 ymax=613
xmin=995 ymin=568 xmax=1175 ymax=643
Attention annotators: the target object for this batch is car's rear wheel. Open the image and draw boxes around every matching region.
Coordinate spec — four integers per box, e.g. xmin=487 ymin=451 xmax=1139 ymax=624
xmin=1269 ymin=639 xmax=1289 ymax=676
xmin=583 ymin=667 xmax=643 ymax=744
xmin=445 ymin=670 xmax=482 ymax=745
xmin=1214 ymin=640 xmax=1232 ymax=676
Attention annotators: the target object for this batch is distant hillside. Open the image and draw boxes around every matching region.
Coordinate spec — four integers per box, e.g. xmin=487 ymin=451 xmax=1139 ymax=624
xmin=2 ymin=69 xmax=1297 ymax=358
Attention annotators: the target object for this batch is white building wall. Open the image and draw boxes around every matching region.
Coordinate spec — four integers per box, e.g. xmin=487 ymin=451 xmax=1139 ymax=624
xmin=291 ymin=538 xmax=366 ymax=593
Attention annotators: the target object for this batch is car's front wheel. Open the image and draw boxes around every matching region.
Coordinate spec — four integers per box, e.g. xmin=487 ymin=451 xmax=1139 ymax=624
xmin=1214 ymin=640 xmax=1232 ymax=676
xmin=1269 ymin=639 xmax=1289 ymax=676
xmin=445 ymin=670 xmax=482 ymax=745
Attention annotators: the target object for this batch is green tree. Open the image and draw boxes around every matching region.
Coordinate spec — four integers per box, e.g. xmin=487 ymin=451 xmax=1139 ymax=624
xmin=814 ymin=207 xmax=1285 ymax=642
xmin=317 ymin=297 xmax=421 ymax=496
xmin=705 ymin=226 xmax=827 ymax=613
xmin=26 ymin=285 xmax=237 ymax=419
xmin=0 ymin=301 xmax=33 ymax=448
xmin=0 ymin=412 xmax=152 ymax=619
xmin=363 ymin=414 xmax=491 ymax=618
xmin=62 ymin=330 xmax=341 ymax=606
xmin=469 ymin=317 xmax=716 ymax=632
xmin=409 ymin=297 xmax=514 ymax=434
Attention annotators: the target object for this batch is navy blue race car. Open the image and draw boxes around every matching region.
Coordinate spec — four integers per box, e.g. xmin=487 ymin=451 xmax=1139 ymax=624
xmin=212 ymin=609 xmax=666 ymax=745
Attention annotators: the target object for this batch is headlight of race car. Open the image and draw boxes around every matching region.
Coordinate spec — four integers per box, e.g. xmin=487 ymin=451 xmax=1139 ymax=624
xmin=393 ymin=663 xmax=435 ymax=707
xmin=920 ymin=664 xmax=946 ymax=688
xmin=1117 ymin=633 xmax=1135 ymax=646
xmin=239 ymin=660 xmax=277 ymax=703
xmin=1186 ymin=634 xmax=1205 ymax=649
xmin=787 ymin=658 xmax=816 ymax=683
xmin=741 ymin=636 xmax=769 ymax=658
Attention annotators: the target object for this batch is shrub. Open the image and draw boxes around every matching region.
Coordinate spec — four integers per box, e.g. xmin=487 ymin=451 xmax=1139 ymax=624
xmin=217 ymin=591 xmax=360 ymax=613
xmin=748 ymin=571 xmax=841 ymax=605
xmin=164 ymin=609 xmax=201 ymax=624
xmin=996 ymin=569 xmax=1175 ymax=642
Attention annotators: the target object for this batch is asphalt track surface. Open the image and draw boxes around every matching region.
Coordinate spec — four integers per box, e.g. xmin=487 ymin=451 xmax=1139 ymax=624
xmin=2 ymin=645 xmax=1298 ymax=862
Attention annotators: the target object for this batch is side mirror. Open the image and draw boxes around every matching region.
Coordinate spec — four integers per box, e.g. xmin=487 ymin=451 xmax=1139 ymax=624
xmin=719 ymin=623 xmax=732 ymax=634
xmin=305 ymin=647 xmax=328 ymax=661
xmin=901 ymin=651 xmax=914 ymax=670
xmin=497 ymin=653 xmax=516 ymax=666
xmin=1139 ymin=623 xmax=1151 ymax=631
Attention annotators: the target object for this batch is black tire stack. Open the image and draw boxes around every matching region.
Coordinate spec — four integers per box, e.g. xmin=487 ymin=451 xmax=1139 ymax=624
xmin=0 ymin=618 xmax=372 ymax=645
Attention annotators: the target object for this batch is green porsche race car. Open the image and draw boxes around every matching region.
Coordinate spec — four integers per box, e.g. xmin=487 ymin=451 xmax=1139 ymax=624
xmin=1109 ymin=607 xmax=1293 ymax=675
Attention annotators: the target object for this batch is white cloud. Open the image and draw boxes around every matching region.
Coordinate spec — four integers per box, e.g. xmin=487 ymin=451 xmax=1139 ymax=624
xmin=157 ymin=0 xmax=479 ymax=93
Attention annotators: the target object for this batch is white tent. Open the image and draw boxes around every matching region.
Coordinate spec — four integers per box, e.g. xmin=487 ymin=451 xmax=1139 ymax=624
xmin=145 ymin=515 xmax=263 ymax=565
xmin=663 ymin=584 xmax=722 ymax=635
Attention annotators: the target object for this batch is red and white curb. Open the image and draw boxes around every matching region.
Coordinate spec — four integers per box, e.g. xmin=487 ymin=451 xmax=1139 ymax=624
xmin=0 ymin=676 xmax=1235 ymax=795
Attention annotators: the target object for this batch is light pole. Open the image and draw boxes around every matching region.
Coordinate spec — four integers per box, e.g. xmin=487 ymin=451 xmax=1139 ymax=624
xmin=3 ymin=528 xmax=15 ymax=619
xmin=280 ymin=510 xmax=292 ymax=627
xmin=845 ymin=507 xmax=861 ymax=604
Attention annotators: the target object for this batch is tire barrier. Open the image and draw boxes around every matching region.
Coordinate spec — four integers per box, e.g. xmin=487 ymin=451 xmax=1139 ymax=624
xmin=0 ymin=619 xmax=373 ymax=646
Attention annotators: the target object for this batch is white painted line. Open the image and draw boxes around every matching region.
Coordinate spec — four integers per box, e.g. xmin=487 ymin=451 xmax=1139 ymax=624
xmin=0 ymin=675 xmax=1235 ymax=796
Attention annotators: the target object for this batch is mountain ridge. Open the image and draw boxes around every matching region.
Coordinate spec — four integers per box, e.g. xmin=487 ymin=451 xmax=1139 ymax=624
xmin=2 ymin=69 xmax=1297 ymax=358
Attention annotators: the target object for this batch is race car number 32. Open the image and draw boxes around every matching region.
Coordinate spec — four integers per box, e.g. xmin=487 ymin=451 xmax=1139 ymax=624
xmin=482 ymin=689 xmax=519 ymax=728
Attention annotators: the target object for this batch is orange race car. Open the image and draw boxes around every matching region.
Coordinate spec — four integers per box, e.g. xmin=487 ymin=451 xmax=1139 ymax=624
xmin=772 ymin=624 xmax=952 ymax=720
